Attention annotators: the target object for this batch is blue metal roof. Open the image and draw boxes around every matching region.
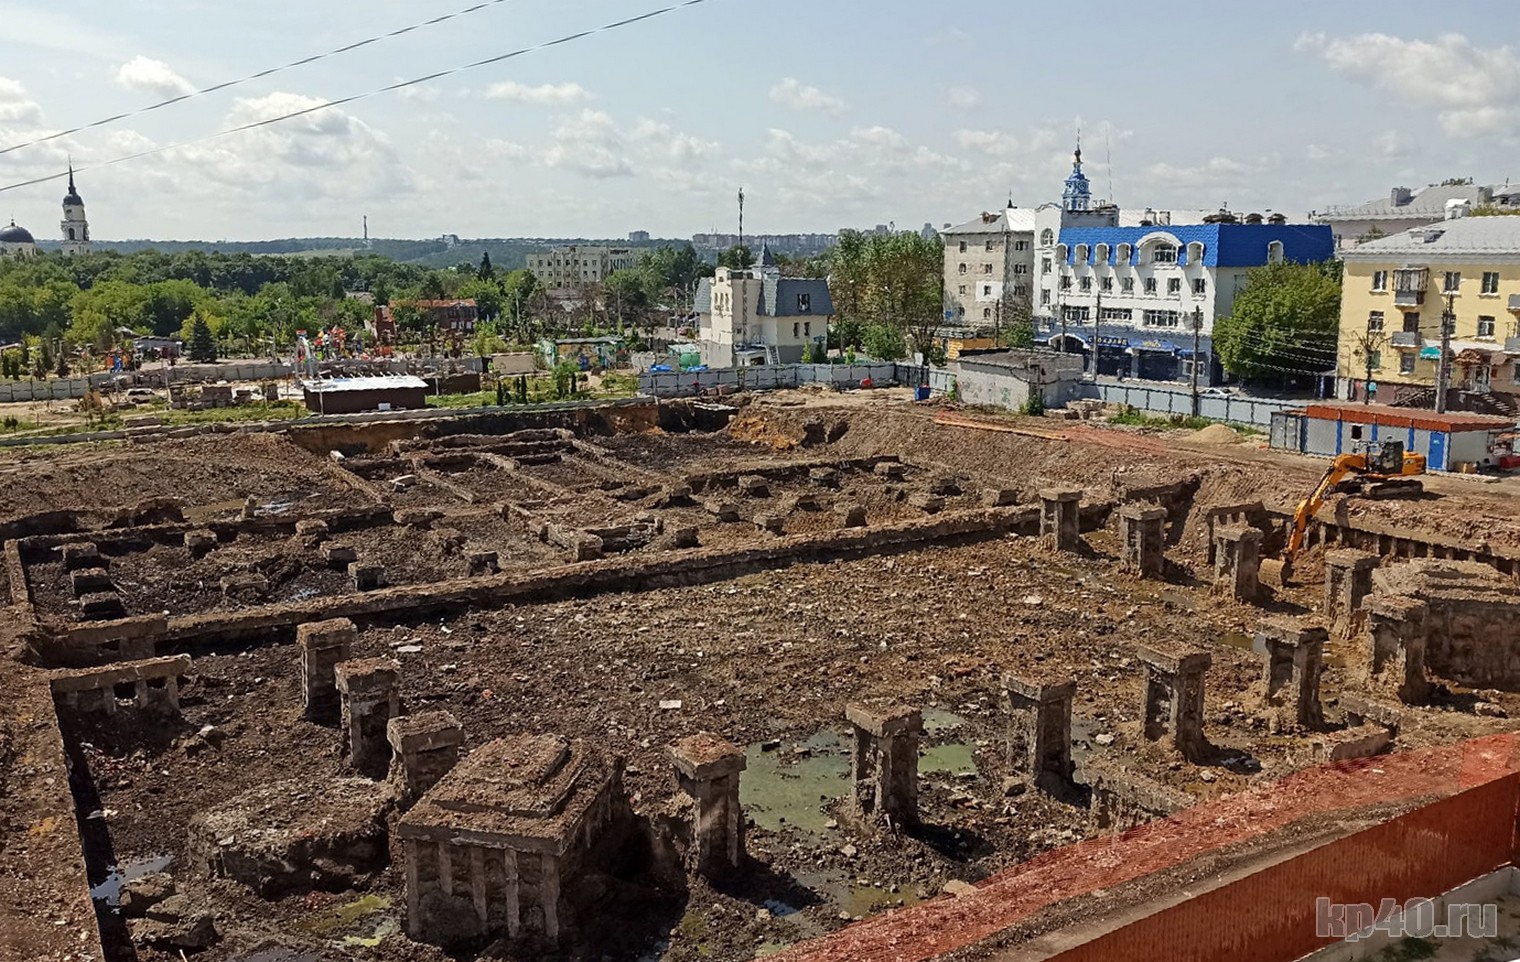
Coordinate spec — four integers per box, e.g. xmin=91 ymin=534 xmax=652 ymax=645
xmin=1056 ymin=223 xmax=1334 ymax=268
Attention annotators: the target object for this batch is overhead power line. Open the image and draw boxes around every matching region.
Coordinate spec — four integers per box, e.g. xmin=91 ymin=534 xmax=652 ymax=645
xmin=0 ymin=0 xmax=525 ymax=157
xmin=0 ymin=0 xmax=717 ymax=195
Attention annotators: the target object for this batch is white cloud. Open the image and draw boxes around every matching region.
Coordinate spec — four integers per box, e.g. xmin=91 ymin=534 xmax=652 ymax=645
xmin=0 ymin=76 xmax=70 ymax=169
xmin=1143 ymin=156 xmax=1261 ymax=186
xmin=541 ymin=109 xmax=633 ymax=179
xmin=768 ymin=78 xmax=846 ymax=115
xmin=947 ymin=86 xmax=980 ymax=110
xmin=483 ymin=81 xmax=592 ymax=105
xmin=954 ymin=128 xmax=1020 ymax=155
xmin=632 ymin=119 xmax=719 ymax=163
xmin=179 ymin=91 xmax=417 ymax=199
xmin=1305 ymin=143 xmax=1336 ymax=162
xmin=1297 ymin=32 xmax=1520 ymax=136
xmin=113 ymin=56 xmax=195 ymax=98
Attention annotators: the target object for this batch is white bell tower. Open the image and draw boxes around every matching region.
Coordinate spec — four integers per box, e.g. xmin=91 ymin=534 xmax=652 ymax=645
xmin=60 ymin=164 xmax=91 ymax=256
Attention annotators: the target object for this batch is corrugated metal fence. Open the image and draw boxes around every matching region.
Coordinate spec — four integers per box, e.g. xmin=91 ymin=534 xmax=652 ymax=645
xmin=639 ymin=363 xmax=899 ymax=396
xmin=1082 ymin=381 xmax=1297 ymax=428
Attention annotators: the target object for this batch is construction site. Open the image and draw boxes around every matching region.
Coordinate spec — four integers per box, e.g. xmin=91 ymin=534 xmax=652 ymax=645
xmin=8 ymin=388 xmax=1520 ymax=962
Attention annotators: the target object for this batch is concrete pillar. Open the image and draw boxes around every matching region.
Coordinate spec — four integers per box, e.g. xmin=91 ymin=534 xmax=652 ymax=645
xmin=335 ymin=658 xmax=401 ymax=778
xmin=845 ymin=702 xmax=922 ymax=829
xmin=297 ymin=617 xmax=355 ymax=722
xmin=668 ymin=733 xmax=747 ymax=878
xmin=1213 ymin=525 xmax=1262 ymax=603
xmin=1367 ymin=595 xmax=1429 ymax=705
xmin=1118 ymin=504 xmax=1167 ymax=577
xmin=1002 ymin=674 xmax=1076 ymax=794
xmin=1038 ymin=487 xmax=1083 ymax=553
xmin=1138 ymin=644 xmax=1211 ymax=761
xmin=1255 ymin=618 xmax=1327 ymax=729
xmin=1324 ymin=550 xmax=1378 ymax=637
xmin=387 ymin=711 xmax=465 ymax=804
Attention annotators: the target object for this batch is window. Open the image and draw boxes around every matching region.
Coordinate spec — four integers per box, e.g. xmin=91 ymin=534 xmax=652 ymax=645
xmin=1478 ymin=315 xmax=1496 ymax=337
xmin=1144 ymin=277 xmax=1158 ymax=295
xmin=1040 ymin=228 xmax=1055 ymax=246
xmin=1366 ymin=350 xmax=1381 ymax=370
xmin=1014 ymin=285 xmax=1028 ymax=296
xmin=1267 ymin=241 xmax=1285 ymax=264
xmin=1080 ymin=276 xmax=1092 ymax=292
xmin=1403 ymin=312 xmax=1421 ymax=332
xmin=1096 ymin=243 xmax=1110 ymax=262
xmin=1368 ymin=311 xmax=1385 ymax=332
xmin=804 ymin=321 xmax=811 ymax=337
xmin=984 ymin=308 xmax=992 ymax=319
xmin=1014 ymin=240 xmax=1029 ymax=252
xmin=958 ymin=241 xmax=967 ymax=253
xmin=983 ymin=285 xmax=993 ymax=297
xmin=1482 ymin=271 xmax=1501 ymax=294
xmin=1444 ymin=271 xmax=1462 ymax=293
xmin=985 ymin=241 xmax=995 ymax=252
xmin=1152 ymin=244 xmax=1178 ymax=264
xmin=1042 ymin=258 xmax=1052 ymax=274
xmin=1101 ymin=276 xmax=1113 ymax=292
xmin=1075 ymin=244 xmax=1089 ymax=263
xmin=1143 ymin=309 xmax=1182 ymax=328
xmin=1013 ymin=263 xmax=1029 ymax=274
xmin=1399 ymin=353 xmax=1416 ymax=375
xmin=1040 ymin=289 xmax=1051 ymax=306
xmin=796 ymin=293 xmax=812 ymax=313
xmin=1116 ymin=243 xmax=1131 ymax=263
xmin=1100 ymin=306 xmax=1133 ymax=321
xmin=1167 ymin=278 xmax=1182 ymax=296
xmin=1193 ymin=278 xmax=1207 ymax=296
xmin=958 ymin=285 xmax=966 ymax=295
xmin=959 ymin=263 xmax=968 ymax=274
xmin=1060 ymin=275 xmax=1072 ymax=290
xmin=983 ymin=264 xmax=993 ymax=274
xmin=1063 ymin=306 xmax=1090 ymax=322
xmin=1372 ymin=270 xmax=1388 ymax=292
xmin=1121 ymin=277 xmax=1135 ymax=293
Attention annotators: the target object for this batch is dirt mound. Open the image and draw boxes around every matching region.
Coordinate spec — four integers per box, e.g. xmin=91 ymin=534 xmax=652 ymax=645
xmin=1187 ymin=424 xmax=1243 ymax=445
xmin=727 ymin=410 xmax=805 ymax=451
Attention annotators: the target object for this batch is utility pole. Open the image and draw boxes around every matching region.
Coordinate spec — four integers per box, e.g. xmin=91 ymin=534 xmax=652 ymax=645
xmin=1091 ymin=290 xmax=1103 ymax=378
xmin=737 ymin=187 xmax=745 ymax=256
xmin=1435 ymin=292 xmax=1454 ymax=414
xmin=1190 ymin=306 xmax=1203 ymax=417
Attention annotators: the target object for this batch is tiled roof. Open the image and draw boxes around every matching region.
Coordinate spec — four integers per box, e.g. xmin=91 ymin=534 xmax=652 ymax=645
xmin=1056 ymin=223 xmax=1334 ymax=268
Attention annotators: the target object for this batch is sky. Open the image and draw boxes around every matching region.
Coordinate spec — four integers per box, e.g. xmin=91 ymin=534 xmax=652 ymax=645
xmin=0 ymin=0 xmax=1516 ymax=241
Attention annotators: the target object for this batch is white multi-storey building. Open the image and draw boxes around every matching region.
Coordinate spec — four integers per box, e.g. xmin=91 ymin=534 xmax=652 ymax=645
xmin=525 ymin=245 xmax=639 ymax=287
xmin=940 ymin=207 xmax=1036 ymax=326
xmin=1028 ymin=147 xmax=1335 ymax=383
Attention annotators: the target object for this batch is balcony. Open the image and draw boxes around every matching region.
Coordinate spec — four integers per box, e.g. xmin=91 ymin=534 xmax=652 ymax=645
xmin=1390 ymin=330 xmax=1421 ymax=348
xmin=1509 ymin=293 xmax=1520 ymax=312
xmin=1394 ymin=289 xmax=1426 ymax=307
xmin=1506 ymin=337 xmax=1520 ymax=353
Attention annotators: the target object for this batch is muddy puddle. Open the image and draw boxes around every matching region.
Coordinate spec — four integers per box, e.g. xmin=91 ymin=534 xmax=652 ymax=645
xmin=89 ymin=853 xmax=173 ymax=908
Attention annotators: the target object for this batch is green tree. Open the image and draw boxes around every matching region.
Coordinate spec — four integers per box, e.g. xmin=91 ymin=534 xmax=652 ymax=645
xmin=862 ymin=323 xmax=906 ymax=361
xmin=604 ymin=269 xmax=652 ymax=335
xmin=187 ymin=311 xmax=218 ymax=363
xmin=478 ymin=251 xmax=495 ymax=281
xmin=1213 ymin=261 xmax=1341 ymax=383
xmin=717 ymin=245 xmax=755 ymax=270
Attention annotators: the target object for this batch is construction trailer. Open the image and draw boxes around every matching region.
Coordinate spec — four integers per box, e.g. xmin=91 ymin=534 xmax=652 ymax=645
xmin=1270 ymin=402 xmax=1512 ymax=471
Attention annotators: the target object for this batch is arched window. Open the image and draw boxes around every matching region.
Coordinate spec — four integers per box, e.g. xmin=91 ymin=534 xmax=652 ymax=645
xmin=1267 ymin=240 xmax=1285 ymax=264
xmin=66 ymin=227 xmax=75 ymax=241
xmin=1075 ymin=244 xmax=1089 ymax=264
xmin=1186 ymin=241 xmax=1205 ymax=264
xmin=1040 ymin=228 xmax=1055 ymax=247
xmin=1056 ymin=243 xmax=1069 ymax=262
xmin=1151 ymin=243 xmax=1178 ymax=264
xmin=1116 ymin=243 xmax=1131 ymax=263
xmin=1095 ymin=243 xmax=1109 ymax=263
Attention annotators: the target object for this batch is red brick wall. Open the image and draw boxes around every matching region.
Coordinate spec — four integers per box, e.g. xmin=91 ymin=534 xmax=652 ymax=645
xmin=770 ymin=735 xmax=1520 ymax=962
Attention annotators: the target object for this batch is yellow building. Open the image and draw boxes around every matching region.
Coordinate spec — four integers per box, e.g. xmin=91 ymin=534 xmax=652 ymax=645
xmin=1339 ymin=215 xmax=1520 ymax=410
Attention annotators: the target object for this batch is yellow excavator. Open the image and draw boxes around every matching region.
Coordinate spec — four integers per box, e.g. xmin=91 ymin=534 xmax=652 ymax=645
xmin=1268 ymin=439 xmax=1426 ymax=585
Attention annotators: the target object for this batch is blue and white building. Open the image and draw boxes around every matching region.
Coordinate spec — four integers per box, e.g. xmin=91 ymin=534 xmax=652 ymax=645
xmin=1031 ymin=149 xmax=1334 ymax=384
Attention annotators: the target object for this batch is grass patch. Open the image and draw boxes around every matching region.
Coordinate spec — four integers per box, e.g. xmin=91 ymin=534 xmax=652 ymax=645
xmin=1105 ymin=406 xmax=1263 ymax=435
xmin=426 ymin=391 xmax=495 ymax=409
xmin=162 ymin=401 xmax=305 ymax=424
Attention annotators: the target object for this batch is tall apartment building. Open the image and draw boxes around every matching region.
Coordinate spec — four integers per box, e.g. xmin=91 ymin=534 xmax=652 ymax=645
xmin=1337 ymin=213 xmax=1520 ymax=410
xmin=941 ymin=208 xmax=1036 ymax=326
xmin=525 ymin=245 xmax=639 ymax=288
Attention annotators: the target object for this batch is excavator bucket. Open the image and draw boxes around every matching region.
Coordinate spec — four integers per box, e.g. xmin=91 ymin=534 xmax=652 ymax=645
xmin=1260 ymin=556 xmax=1291 ymax=590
